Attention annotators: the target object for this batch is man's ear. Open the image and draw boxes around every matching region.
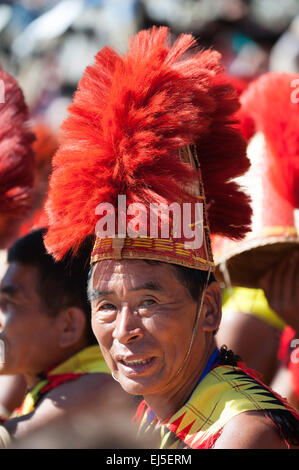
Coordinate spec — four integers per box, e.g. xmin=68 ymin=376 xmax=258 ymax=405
xmin=58 ymin=307 xmax=87 ymax=348
xmin=201 ymin=282 xmax=222 ymax=333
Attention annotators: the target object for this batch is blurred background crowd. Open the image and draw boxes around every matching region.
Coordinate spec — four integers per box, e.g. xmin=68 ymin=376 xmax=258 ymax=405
xmin=0 ymin=0 xmax=298 ymax=449
xmin=0 ymin=0 xmax=298 ymax=132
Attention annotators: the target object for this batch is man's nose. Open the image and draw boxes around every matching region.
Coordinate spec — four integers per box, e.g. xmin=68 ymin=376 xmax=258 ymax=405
xmin=113 ymin=305 xmax=143 ymax=344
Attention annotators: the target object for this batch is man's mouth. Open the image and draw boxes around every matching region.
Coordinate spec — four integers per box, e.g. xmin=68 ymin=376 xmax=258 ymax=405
xmin=118 ymin=356 xmax=156 ymax=374
xmin=122 ymin=357 xmax=153 ymax=366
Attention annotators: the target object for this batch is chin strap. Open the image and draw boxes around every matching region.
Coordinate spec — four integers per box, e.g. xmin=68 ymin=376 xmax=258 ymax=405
xmin=171 ymin=266 xmax=212 ymax=382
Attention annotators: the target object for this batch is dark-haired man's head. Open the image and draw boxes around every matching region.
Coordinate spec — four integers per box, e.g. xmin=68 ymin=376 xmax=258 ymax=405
xmin=89 ymin=258 xmax=221 ymax=398
xmin=0 ymin=229 xmax=96 ymax=385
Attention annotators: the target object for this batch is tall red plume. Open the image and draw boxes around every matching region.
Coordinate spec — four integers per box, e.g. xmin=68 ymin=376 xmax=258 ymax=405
xmin=239 ymin=72 xmax=299 ymax=207
xmin=0 ymin=67 xmax=35 ymax=247
xmin=44 ymin=26 xmax=252 ymax=260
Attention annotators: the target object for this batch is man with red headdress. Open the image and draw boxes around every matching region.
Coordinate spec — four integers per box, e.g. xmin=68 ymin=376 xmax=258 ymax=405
xmin=213 ymin=72 xmax=299 ymax=412
xmin=43 ymin=27 xmax=299 ymax=449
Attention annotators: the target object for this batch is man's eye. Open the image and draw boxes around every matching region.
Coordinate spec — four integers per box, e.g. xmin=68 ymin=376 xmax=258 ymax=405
xmin=137 ymin=299 xmax=157 ymax=317
xmin=94 ymin=303 xmax=117 ymax=323
xmin=139 ymin=299 xmax=157 ymax=310
xmin=99 ymin=303 xmax=116 ymax=311
xmin=142 ymin=299 xmax=156 ymax=306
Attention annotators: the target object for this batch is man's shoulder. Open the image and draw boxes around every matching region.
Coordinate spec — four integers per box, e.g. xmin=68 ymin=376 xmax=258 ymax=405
xmin=39 ymin=372 xmax=127 ymax=414
xmin=4 ymin=372 xmax=131 ymax=440
xmin=214 ymin=410 xmax=296 ymax=449
xmin=43 ymin=372 xmax=113 ymax=401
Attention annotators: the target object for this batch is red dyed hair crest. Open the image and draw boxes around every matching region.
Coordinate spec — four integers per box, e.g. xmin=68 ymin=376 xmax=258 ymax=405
xmin=44 ymin=27 xmax=252 ymax=266
xmin=213 ymin=72 xmax=299 ymax=287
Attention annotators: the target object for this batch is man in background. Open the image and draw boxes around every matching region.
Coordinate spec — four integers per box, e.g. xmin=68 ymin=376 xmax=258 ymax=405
xmin=0 ymin=229 xmax=131 ymax=446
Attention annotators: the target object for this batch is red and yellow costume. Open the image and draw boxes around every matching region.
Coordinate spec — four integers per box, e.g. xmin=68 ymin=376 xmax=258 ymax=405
xmin=135 ymin=358 xmax=297 ymax=449
xmin=14 ymin=345 xmax=110 ymax=417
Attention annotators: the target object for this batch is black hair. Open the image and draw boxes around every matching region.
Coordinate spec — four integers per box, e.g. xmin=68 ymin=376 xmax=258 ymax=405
xmin=145 ymin=260 xmax=218 ymax=334
xmin=8 ymin=228 xmax=97 ymax=345
xmin=144 ymin=260 xmax=216 ymax=302
xmin=170 ymin=264 xmax=215 ymax=302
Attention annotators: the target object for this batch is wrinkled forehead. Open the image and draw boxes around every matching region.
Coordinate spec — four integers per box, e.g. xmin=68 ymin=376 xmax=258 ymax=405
xmin=91 ymin=259 xmax=179 ymax=292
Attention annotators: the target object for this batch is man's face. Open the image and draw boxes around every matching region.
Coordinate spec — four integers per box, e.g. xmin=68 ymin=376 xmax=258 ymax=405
xmin=0 ymin=262 xmax=61 ymax=376
xmin=90 ymin=260 xmax=209 ymax=397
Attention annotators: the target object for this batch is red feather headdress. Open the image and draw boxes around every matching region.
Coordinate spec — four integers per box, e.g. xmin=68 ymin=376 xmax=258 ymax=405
xmin=213 ymin=72 xmax=299 ymax=287
xmin=240 ymin=73 xmax=299 ymax=208
xmin=44 ymin=27 xmax=252 ymax=268
xmin=0 ymin=67 xmax=35 ymax=248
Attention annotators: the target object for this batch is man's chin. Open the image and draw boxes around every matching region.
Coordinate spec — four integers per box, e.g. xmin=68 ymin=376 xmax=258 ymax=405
xmin=118 ymin=377 xmax=145 ymax=395
xmin=118 ymin=375 xmax=160 ymax=397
